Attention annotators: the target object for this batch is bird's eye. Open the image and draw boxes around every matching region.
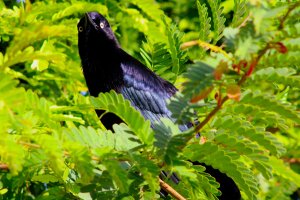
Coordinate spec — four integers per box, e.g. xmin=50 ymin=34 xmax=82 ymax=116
xmin=100 ymin=22 xmax=105 ymax=29
xmin=78 ymin=26 xmax=84 ymax=32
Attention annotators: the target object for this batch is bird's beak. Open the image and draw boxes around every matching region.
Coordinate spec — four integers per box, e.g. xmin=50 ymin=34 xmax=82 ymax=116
xmin=85 ymin=12 xmax=100 ymax=30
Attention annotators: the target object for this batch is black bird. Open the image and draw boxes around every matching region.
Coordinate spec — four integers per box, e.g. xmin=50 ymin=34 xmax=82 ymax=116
xmin=77 ymin=12 xmax=240 ymax=199
xmin=78 ymin=12 xmax=179 ymax=131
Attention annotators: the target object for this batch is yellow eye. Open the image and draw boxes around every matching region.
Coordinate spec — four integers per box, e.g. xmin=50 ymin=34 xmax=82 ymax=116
xmin=100 ymin=22 xmax=105 ymax=29
xmin=78 ymin=26 xmax=83 ymax=32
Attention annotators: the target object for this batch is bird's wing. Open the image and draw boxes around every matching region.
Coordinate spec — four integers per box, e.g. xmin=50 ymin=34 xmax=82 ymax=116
xmin=119 ymin=50 xmax=187 ymax=186
xmin=118 ymin=50 xmax=179 ymax=126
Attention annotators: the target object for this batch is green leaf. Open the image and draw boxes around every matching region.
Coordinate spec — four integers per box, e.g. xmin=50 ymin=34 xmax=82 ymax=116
xmin=182 ymin=62 xmax=214 ymax=98
xmin=129 ymin=153 xmax=160 ymax=194
xmin=212 ymin=115 xmax=286 ymax=157
xmin=64 ymin=126 xmax=112 ymax=148
xmin=90 ymin=91 xmax=154 ymax=145
xmin=232 ymin=0 xmax=248 ymax=27
xmin=168 ymin=93 xmax=202 ymax=124
xmin=140 ymin=42 xmax=173 ymax=79
xmin=153 ymin=118 xmax=194 ymax=165
xmin=225 ymin=104 xmax=289 ymax=131
xmin=102 ymin=160 xmax=129 ymax=193
xmin=197 ymin=0 xmax=211 ymax=42
xmin=0 ymin=135 xmax=26 ymax=175
xmin=253 ymin=67 xmax=300 ymax=89
xmin=52 ymin=2 xmax=108 ymax=21
xmin=241 ymin=92 xmax=300 ymax=124
xmin=184 ymin=142 xmax=259 ymax=200
xmin=63 ymin=124 xmax=141 ymax=152
xmin=162 ymin=16 xmax=187 ymax=77
xmin=207 ymin=0 xmax=226 ymax=43
xmin=270 ymin=156 xmax=300 ymax=187
xmin=129 ymin=0 xmax=167 ymax=24
xmin=0 ymin=73 xmax=26 ymax=129
xmin=32 ymin=174 xmax=60 ymax=183
xmin=34 ymin=134 xmax=65 ymax=175
xmin=173 ymin=163 xmax=220 ymax=199
xmin=112 ymin=124 xmax=144 ymax=151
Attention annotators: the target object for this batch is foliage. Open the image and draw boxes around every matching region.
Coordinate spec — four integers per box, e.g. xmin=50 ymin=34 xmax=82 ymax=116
xmin=0 ymin=0 xmax=300 ymax=200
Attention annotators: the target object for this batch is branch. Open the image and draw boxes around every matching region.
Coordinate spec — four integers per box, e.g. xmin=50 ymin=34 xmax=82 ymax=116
xmin=278 ymin=2 xmax=300 ymax=30
xmin=159 ymin=178 xmax=186 ymax=200
xmin=193 ymin=41 xmax=271 ymax=135
xmin=195 ymin=96 xmax=228 ymax=133
xmin=237 ymin=44 xmax=270 ymax=86
xmin=180 ymin=40 xmax=231 ymax=59
xmin=237 ymin=14 xmax=251 ymax=29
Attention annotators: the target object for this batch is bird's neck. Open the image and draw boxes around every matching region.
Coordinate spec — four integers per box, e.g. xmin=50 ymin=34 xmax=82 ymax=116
xmin=82 ymin=46 xmax=124 ymax=96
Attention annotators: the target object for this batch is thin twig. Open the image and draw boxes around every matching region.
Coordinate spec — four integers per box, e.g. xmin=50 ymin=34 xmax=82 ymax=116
xmin=282 ymin=158 xmax=300 ymax=164
xmin=278 ymin=2 xmax=300 ymax=30
xmin=195 ymin=96 xmax=229 ymax=133
xmin=237 ymin=14 xmax=251 ymax=29
xmin=237 ymin=44 xmax=270 ymax=86
xmin=159 ymin=178 xmax=186 ymax=200
xmin=0 ymin=163 xmax=9 ymax=170
xmin=193 ymin=39 xmax=271 ymax=136
xmin=180 ymin=40 xmax=199 ymax=50
xmin=18 ymin=141 xmax=40 ymax=148
xmin=64 ymin=151 xmax=100 ymax=161
xmin=180 ymin=40 xmax=231 ymax=59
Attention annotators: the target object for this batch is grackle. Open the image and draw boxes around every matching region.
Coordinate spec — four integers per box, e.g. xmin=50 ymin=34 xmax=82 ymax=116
xmin=77 ymin=12 xmax=240 ymax=199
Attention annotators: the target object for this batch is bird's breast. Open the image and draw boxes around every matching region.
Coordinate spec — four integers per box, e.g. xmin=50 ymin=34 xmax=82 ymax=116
xmin=82 ymin=60 xmax=124 ymax=97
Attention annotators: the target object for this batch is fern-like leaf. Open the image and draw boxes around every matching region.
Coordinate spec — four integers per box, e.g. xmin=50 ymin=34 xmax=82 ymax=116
xmin=140 ymin=42 xmax=174 ymax=79
xmin=184 ymin=142 xmax=259 ymax=200
xmin=5 ymin=24 xmax=74 ymax=59
xmin=241 ymin=92 xmax=300 ymax=124
xmin=232 ymin=0 xmax=248 ymax=27
xmin=182 ymin=62 xmax=214 ymax=98
xmin=212 ymin=115 xmax=286 ymax=157
xmin=197 ymin=0 xmax=211 ymax=42
xmin=269 ymin=156 xmax=300 ymax=187
xmin=162 ymin=16 xmax=188 ymax=76
xmin=64 ymin=118 xmax=143 ymax=153
xmin=207 ymin=0 xmax=226 ymax=43
xmin=168 ymin=93 xmax=200 ymax=124
xmin=52 ymin=2 xmax=108 ymax=21
xmin=0 ymin=135 xmax=25 ymax=175
xmin=173 ymin=164 xmax=220 ymax=199
xmin=63 ymin=126 xmax=112 ymax=149
xmin=129 ymin=0 xmax=166 ymax=24
xmin=90 ymin=91 xmax=153 ymax=145
xmin=0 ymin=73 xmax=26 ymax=128
xmin=213 ymin=132 xmax=273 ymax=179
xmin=225 ymin=104 xmax=289 ymax=131
xmin=129 ymin=153 xmax=160 ymax=195
xmin=266 ymin=177 xmax=298 ymax=200
xmin=140 ymin=18 xmax=188 ymax=82
xmin=153 ymin=118 xmax=194 ymax=165
xmin=101 ymin=159 xmax=130 ymax=193
xmin=253 ymin=67 xmax=300 ymax=88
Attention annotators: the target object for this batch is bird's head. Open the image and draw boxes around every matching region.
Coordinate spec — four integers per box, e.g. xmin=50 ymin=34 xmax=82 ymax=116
xmin=77 ymin=12 xmax=119 ymax=60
